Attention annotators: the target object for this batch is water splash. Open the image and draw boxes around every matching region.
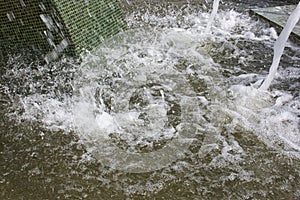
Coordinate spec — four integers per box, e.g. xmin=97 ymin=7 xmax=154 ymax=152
xmin=227 ymin=85 xmax=300 ymax=158
xmin=70 ymin=28 xmax=220 ymax=173
xmin=7 ymin=8 xmax=298 ymax=162
xmin=1 ymin=4 xmax=300 ymax=198
xmin=260 ymin=2 xmax=300 ymax=90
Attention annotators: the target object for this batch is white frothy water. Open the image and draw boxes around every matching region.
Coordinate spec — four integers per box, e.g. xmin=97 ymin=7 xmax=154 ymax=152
xmin=260 ymin=2 xmax=300 ymax=90
xmin=228 ymin=85 xmax=300 ymax=157
xmin=69 ymin=28 xmax=219 ymax=172
xmin=10 ymin=8 xmax=300 ymax=174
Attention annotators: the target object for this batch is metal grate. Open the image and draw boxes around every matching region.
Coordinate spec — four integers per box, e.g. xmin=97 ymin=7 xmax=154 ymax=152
xmin=0 ymin=0 xmax=126 ymax=60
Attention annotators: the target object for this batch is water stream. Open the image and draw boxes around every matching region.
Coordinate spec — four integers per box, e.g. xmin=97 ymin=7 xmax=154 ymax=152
xmin=1 ymin=1 xmax=300 ymax=199
xmin=205 ymin=0 xmax=220 ymax=34
xmin=260 ymin=2 xmax=300 ymax=90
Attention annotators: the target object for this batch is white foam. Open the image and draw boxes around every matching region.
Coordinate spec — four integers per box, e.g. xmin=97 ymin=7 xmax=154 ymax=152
xmin=10 ymin=7 xmax=300 ymax=173
xmin=227 ymin=85 xmax=300 ymax=158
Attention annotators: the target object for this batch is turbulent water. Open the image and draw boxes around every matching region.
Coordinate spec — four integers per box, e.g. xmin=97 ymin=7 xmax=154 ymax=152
xmin=1 ymin=1 xmax=300 ymax=199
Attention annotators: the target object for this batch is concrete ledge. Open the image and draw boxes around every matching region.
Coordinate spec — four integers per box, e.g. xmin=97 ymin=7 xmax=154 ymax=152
xmin=251 ymin=5 xmax=300 ymax=40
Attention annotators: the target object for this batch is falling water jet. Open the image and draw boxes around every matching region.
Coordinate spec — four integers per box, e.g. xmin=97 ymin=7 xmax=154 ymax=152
xmin=259 ymin=2 xmax=300 ymax=91
xmin=205 ymin=0 xmax=220 ymax=34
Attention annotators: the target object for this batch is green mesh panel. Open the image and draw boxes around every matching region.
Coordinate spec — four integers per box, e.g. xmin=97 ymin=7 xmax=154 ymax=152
xmin=0 ymin=0 xmax=62 ymax=52
xmin=52 ymin=0 xmax=126 ymax=54
xmin=0 ymin=0 xmax=126 ymax=58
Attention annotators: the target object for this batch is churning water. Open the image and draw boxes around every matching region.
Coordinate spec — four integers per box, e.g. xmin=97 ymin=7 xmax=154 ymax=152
xmin=1 ymin=1 xmax=300 ymax=199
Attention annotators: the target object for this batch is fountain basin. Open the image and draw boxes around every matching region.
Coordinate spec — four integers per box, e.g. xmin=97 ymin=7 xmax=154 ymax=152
xmin=1 ymin=1 xmax=300 ymax=199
